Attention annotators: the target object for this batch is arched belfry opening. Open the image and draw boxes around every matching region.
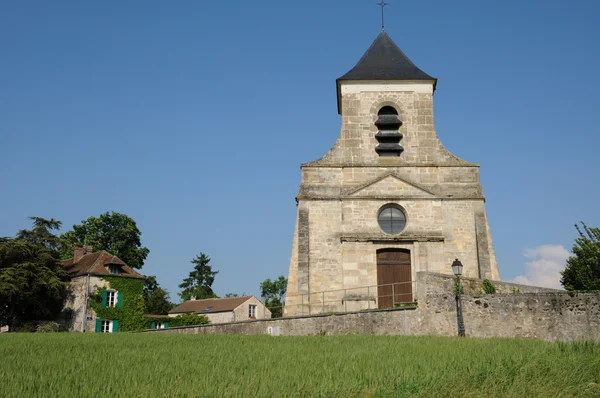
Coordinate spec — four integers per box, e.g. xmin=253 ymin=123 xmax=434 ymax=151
xmin=375 ymin=106 xmax=403 ymax=156
xmin=377 ymin=248 xmax=412 ymax=308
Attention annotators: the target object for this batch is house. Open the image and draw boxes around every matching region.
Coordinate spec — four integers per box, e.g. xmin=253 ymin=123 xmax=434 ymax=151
xmin=169 ymin=296 xmax=271 ymax=324
xmin=62 ymin=246 xmax=145 ymax=333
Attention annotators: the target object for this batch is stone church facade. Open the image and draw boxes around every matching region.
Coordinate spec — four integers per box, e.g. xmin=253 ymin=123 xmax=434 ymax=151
xmin=285 ymin=31 xmax=499 ymax=316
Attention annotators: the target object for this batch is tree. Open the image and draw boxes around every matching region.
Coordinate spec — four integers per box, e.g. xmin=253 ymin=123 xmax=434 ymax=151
xmin=143 ymin=276 xmax=174 ymax=315
xmin=60 ymin=211 xmax=149 ymax=269
xmin=260 ymin=276 xmax=287 ymax=318
xmin=561 ymin=222 xmax=600 ymax=291
xmin=17 ymin=217 xmax=63 ymax=250
xmin=143 ymin=275 xmax=159 ymax=298
xmin=224 ymin=293 xmax=239 ymax=298
xmin=145 ymin=288 xmax=174 ymax=315
xmin=0 ymin=217 xmax=67 ymax=330
xmin=179 ymin=253 xmax=218 ymax=301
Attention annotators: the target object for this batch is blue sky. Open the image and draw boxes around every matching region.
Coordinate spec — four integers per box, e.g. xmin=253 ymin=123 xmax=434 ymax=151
xmin=1 ymin=0 xmax=599 ymax=298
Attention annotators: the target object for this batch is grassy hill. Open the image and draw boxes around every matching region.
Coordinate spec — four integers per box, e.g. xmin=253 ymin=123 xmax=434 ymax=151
xmin=1 ymin=334 xmax=599 ymax=397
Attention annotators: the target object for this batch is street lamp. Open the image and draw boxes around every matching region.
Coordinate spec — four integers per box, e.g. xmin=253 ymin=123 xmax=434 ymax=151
xmin=452 ymin=259 xmax=466 ymax=337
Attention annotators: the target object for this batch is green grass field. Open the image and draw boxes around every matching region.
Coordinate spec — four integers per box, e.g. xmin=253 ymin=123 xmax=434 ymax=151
xmin=0 ymin=334 xmax=599 ymax=397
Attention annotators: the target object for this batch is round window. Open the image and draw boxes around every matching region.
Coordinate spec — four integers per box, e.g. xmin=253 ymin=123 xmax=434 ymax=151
xmin=378 ymin=205 xmax=406 ymax=235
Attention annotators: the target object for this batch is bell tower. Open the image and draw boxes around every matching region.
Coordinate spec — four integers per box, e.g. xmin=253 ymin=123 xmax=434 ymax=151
xmin=285 ymin=30 xmax=499 ymax=316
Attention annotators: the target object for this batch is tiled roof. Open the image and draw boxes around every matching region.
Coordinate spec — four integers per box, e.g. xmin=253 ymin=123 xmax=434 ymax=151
xmin=338 ymin=31 xmax=435 ymax=82
xmin=169 ymin=296 xmax=254 ymax=314
xmin=336 ymin=31 xmax=436 ymax=113
xmin=63 ymin=250 xmax=144 ymax=279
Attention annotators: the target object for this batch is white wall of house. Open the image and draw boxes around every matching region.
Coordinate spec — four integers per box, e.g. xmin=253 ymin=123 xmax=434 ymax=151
xmin=233 ymin=296 xmax=272 ymax=321
xmin=63 ymin=275 xmax=107 ymax=332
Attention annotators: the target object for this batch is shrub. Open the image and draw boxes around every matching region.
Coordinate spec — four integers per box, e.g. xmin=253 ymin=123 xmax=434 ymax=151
xmin=144 ymin=314 xmax=210 ymax=328
xmin=171 ymin=314 xmax=210 ymax=327
xmin=482 ymin=279 xmax=496 ymax=294
xmin=36 ymin=322 xmax=60 ymax=333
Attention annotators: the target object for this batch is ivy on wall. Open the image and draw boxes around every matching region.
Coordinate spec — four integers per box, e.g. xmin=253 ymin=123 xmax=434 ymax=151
xmin=89 ymin=276 xmax=146 ymax=332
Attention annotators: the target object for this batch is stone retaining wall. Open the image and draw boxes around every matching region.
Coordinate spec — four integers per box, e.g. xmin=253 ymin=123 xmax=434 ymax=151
xmin=141 ymin=292 xmax=600 ymax=341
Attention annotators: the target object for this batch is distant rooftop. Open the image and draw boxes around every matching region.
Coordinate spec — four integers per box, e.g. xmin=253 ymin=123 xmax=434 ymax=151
xmin=169 ymin=296 xmax=254 ymax=314
xmin=63 ymin=250 xmax=144 ymax=279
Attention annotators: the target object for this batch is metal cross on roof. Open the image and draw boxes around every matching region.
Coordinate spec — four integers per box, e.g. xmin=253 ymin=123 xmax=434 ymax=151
xmin=376 ymin=0 xmax=389 ymax=31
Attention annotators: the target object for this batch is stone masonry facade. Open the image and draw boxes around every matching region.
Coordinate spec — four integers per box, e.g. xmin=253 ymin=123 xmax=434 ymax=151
xmin=63 ymin=275 xmax=106 ymax=332
xmin=286 ymin=82 xmax=499 ymax=316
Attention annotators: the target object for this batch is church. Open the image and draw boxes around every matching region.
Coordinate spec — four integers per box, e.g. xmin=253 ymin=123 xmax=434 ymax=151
xmin=285 ymin=29 xmax=500 ymax=316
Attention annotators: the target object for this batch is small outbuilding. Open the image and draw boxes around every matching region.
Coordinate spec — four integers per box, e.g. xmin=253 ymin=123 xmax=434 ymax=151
xmin=169 ymin=296 xmax=271 ymax=324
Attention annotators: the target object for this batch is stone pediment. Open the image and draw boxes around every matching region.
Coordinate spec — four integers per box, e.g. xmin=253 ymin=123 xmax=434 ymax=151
xmin=344 ymin=173 xmax=436 ymax=198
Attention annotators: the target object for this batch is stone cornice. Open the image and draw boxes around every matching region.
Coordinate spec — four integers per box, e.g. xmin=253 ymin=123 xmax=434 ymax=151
xmin=297 ymin=195 xmax=486 ymax=201
xmin=300 ymin=162 xmax=480 ymax=168
xmin=340 ymin=233 xmax=445 ymax=243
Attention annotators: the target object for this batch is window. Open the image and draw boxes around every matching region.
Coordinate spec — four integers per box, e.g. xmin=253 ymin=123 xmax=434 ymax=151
xmin=203 ymin=306 xmax=214 ymax=312
xmin=101 ymin=290 xmax=121 ymax=308
xmin=107 ymin=265 xmax=121 ymax=275
xmin=101 ymin=320 xmax=112 ymax=333
xmin=375 ymin=106 xmax=403 ymax=156
xmin=151 ymin=321 xmax=169 ymax=329
xmin=249 ymin=304 xmax=257 ymax=319
xmin=107 ymin=291 xmax=117 ymax=307
xmin=96 ymin=319 xmax=119 ymax=333
xmin=378 ymin=205 xmax=407 ymax=235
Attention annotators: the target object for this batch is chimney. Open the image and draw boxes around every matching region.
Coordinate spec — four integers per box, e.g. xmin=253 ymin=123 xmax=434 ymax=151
xmin=74 ymin=245 xmax=93 ymax=262
xmin=74 ymin=247 xmax=85 ymax=262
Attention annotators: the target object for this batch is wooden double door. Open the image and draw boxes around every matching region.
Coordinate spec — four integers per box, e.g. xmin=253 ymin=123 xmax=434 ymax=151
xmin=377 ymin=249 xmax=412 ymax=308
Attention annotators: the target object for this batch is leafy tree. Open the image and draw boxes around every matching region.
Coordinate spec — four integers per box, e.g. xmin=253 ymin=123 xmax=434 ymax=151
xmin=0 ymin=217 xmax=67 ymax=329
xmin=561 ymin=222 xmax=600 ymax=291
xmin=224 ymin=293 xmax=239 ymax=298
xmin=60 ymin=211 xmax=149 ymax=269
xmin=17 ymin=217 xmax=63 ymax=250
xmin=143 ymin=275 xmax=159 ymax=298
xmin=143 ymin=276 xmax=174 ymax=315
xmin=179 ymin=253 xmax=218 ymax=301
xmin=144 ymin=288 xmax=173 ymax=315
xmin=260 ymin=276 xmax=287 ymax=318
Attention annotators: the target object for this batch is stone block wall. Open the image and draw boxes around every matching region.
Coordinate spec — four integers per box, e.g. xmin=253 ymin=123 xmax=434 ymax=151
xmin=416 ymin=272 xmax=561 ymax=299
xmin=143 ymin=292 xmax=600 ymax=342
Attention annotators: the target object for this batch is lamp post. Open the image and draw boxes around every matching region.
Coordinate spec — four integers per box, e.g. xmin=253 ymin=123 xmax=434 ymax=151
xmin=452 ymin=259 xmax=466 ymax=337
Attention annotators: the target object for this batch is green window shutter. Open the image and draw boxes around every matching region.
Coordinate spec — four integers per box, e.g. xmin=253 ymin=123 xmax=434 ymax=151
xmin=95 ymin=319 xmax=102 ymax=333
xmin=101 ymin=290 xmax=107 ymax=308
xmin=113 ymin=319 xmax=119 ymax=333
xmin=164 ymin=322 xmax=169 ymax=329
xmin=150 ymin=322 xmax=156 ymax=329
xmin=117 ymin=291 xmax=123 ymax=308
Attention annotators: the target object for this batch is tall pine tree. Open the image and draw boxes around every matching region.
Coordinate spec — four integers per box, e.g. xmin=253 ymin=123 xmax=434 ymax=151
xmin=178 ymin=253 xmax=218 ymax=301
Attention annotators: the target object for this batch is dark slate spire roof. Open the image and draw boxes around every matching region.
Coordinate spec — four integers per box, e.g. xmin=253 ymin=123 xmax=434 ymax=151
xmin=336 ymin=31 xmax=436 ymax=113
